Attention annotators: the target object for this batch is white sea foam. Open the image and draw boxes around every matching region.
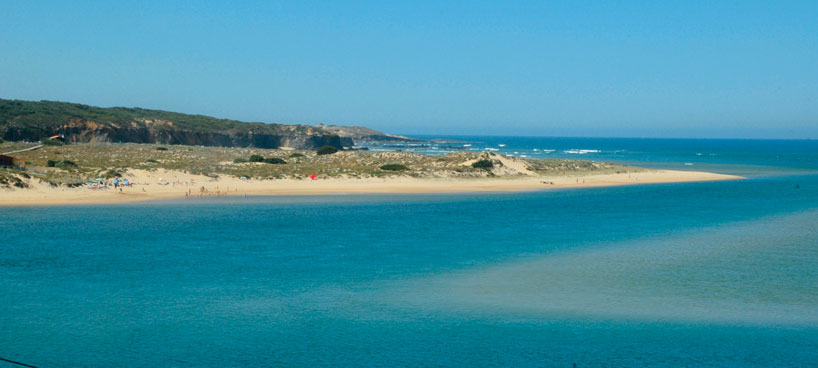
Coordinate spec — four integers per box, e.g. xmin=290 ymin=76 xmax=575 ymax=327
xmin=565 ymin=149 xmax=600 ymax=154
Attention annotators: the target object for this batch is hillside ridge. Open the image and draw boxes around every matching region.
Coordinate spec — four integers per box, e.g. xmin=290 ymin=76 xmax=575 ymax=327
xmin=0 ymin=99 xmax=354 ymax=149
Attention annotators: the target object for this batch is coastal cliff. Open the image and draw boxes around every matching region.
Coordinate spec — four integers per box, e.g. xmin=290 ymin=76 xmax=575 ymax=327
xmin=0 ymin=99 xmax=353 ymax=149
xmin=316 ymin=124 xmax=421 ymax=142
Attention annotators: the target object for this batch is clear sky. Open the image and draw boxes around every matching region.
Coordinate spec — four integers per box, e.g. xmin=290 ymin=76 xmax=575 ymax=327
xmin=1 ymin=1 xmax=816 ymax=138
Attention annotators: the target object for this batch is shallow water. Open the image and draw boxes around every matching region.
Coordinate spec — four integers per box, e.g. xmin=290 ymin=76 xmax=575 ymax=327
xmin=2 ymin=138 xmax=818 ymax=367
xmin=387 ymin=208 xmax=818 ymax=326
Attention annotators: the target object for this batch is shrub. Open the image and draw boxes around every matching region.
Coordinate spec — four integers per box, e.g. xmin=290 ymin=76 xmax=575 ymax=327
xmin=380 ymin=164 xmax=408 ymax=171
xmin=155 ymin=146 xmax=168 ymax=151
xmin=48 ymin=159 xmax=77 ymax=168
xmin=145 ymin=159 xmax=159 ymax=163
xmin=316 ymin=145 xmax=338 ymax=155
xmin=103 ymin=169 xmax=122 ymax=178
xmin=42 ymin=138 xmax=63 ymax=146
xmin=471 ymin=159 xmax=494 ymax=170
xmin=248 ymin=154 xmax=265 ymax=162
xmin=263 ymin=157 xmax=287 ymax=164
xmin=233 ymin=157 xmax=248 ymax=163
xmin=56 ymin=160 xmax=77 ymax=168
xmin=289 ymin=153 xmax=306 ymax=158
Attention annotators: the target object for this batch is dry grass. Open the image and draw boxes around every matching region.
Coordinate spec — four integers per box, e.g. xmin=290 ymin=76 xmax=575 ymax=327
xmin=0 ymin=142 xmax=643 ymax=187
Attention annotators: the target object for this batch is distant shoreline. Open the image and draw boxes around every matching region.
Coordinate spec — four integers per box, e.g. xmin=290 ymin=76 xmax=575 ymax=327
xmin=0 ymin=169 xmax=742 ymax=207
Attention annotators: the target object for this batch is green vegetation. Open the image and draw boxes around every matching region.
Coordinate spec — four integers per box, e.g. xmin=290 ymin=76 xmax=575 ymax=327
xmin=380 ymin=164 xmax=408 ymax=171
xmin=471 ymin=159 xmax=493 ymax=170
xmin=41 ymin=138 xmax=64 ymax=146
xmin=289 ymin=153 xmax=305 ymax=158
xmin=102 ymin=169 xmax=123 ymax=178
xmin=241 ymin=154 xmax=287 ymax=164
xmin=0 ymin=141 xmax=643 ymax=187
xmin=263 ymin=157 xmax=287 ymax=164
xmin=316 ymin=145 xmax=339 ymax=155
xmin=155 ymin=146 xmax=168 ymax=151
xmin=47 ymin=159 xmax=77 ymax=168
xmin=0 ymin=98 xmax=305 ymax=134
xmin=0 ymin=172 xmax=28 ymax=189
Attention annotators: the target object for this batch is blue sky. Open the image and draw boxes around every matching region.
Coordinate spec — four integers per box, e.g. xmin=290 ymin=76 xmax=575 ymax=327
xmin=1 ymin=1 xmax=816 ymax=138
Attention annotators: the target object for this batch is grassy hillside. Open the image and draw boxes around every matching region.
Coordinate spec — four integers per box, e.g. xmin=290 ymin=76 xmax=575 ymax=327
xmin=0 ymin=99 xmax=310 ymax=134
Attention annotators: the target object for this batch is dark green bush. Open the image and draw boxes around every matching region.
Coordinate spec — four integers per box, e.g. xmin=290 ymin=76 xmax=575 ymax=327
xmin=103 ymin=169 xmax=122 ymax=178
xmin=155 ymin=146 xmax=168 ymax=151
xmin=471 ymin=159 xmax=493 ymax=170
xmin=380 ymin=164 xmax=408 ymax=171
xmin=233 ymin=157 xmax=248 ymax=163
xmin=42 ymin=138 xmax=63 ymax=146
xmin=145 ymin=159 xmax=159 ymax=164
xmin=56 ymin=160 xmax=77 ymax=168
xmin=248 ymin=154 xmax=264 ymax=162
xmin=48 ymin=159 xmax=77 ymax=168
xmin=316 ymin=145 xmax=338 ymax=155
xmin=289 ymin=153 xmax=306 ymax=158
xmin=263 ymin=157 xmax=287 ymax=164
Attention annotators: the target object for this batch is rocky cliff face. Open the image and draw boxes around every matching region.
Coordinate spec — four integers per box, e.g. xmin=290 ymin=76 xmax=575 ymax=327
xmin=2 ymin=120 xmax=353 ymax=149
xmin=315 ymin=124 xmax=421 ymax=142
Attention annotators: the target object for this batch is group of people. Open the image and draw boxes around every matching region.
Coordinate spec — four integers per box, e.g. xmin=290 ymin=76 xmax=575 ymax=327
xmin=185 ymin=185 xmax=232 ymax=198
xmin=88 ymin=178 xmax=131 ymax=191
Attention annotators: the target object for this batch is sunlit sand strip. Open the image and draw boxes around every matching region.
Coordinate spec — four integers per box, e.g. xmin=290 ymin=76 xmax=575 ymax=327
xmin=0 ymin=169 xmax=741 ymax=207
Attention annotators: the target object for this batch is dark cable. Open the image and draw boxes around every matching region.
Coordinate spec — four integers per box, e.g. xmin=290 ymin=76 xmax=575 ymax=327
xmin=0 ymin=357 xmax=38 ymax=368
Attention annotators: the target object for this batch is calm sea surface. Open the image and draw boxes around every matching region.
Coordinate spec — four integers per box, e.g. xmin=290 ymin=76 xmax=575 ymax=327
xmin=2 ymin=137 xmax=818 ymax=367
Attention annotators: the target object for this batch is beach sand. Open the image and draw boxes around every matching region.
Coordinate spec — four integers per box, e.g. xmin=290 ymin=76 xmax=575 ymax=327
xmin=0 ymin=169 xmax=742 ymax=207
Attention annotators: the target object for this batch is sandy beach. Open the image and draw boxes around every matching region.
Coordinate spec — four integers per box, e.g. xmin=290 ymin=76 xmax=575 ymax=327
xmin=0 ymin=169 xmax=742 ymax=206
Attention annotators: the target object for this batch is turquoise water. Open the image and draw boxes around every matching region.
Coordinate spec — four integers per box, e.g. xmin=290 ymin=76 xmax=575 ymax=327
xmin=365 ymin=136 xmax=818 ymax=175
xmin=2 ymin=138 xmax=818 ymax=367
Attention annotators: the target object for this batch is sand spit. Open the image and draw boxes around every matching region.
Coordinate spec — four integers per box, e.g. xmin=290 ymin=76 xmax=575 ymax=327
xmin=0 ymin=169 xmax=741 ymax=207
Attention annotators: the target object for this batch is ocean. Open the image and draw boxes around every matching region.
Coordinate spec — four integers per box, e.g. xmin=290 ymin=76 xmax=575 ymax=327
xmin=2 ymin=137 xmax=818 ymax=367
